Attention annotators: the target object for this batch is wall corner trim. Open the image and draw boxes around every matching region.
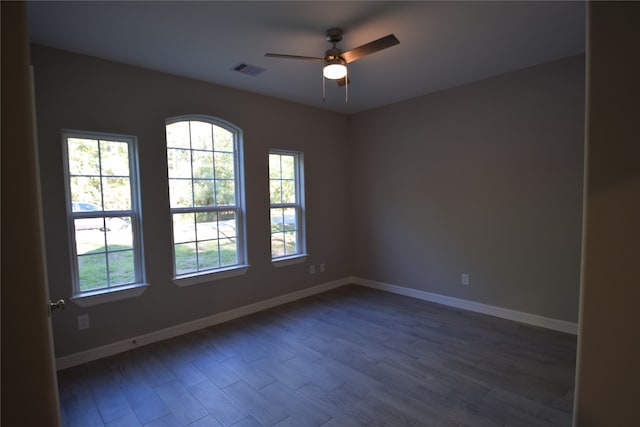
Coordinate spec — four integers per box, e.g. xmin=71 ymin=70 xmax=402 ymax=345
xmin=351 ymin=277 xmax=578 ymax=335
xmin=55 ymin=277 xmax=350 ymax=370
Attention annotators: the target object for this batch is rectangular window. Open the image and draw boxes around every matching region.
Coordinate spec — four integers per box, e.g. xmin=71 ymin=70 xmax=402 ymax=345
xmin=269 ymin=151 xmax=306 ymax=261
xmin=63 ymin=130 xmax=145 ymax=299
xmin=166 ymin=117 xmax=247 ymax=283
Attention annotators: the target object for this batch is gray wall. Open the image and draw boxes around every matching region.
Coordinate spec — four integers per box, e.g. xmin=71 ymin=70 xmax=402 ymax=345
xmin=32 ymin=45 xmax=585 ymax=358
xmin=31 ymin=45 xmax=352 ymax=357
xmin=348 ymin=55 xmax=585 ymax=322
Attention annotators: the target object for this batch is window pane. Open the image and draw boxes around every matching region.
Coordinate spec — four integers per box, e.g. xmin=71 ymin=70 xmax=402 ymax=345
xmin=70 ymin=177 xmax=102 ymax=208
xmin=173 ymin=213 xmax=195 ymax=243
xmin=213 ymin=126 xmax=233 ymax=152
xmin=78 ymin=253 xmax=107 ymax=291
xmin=269 ymin=180 xmax=281 ymax=204
xmin=190 ymin=121 xmax=213 ymax=150
xmin=193 ymin=151 xmax=214 ymax=179
xmin=281 ymin=180 xmax=296 ymax=204
xmin=196 ymin=211 xmax=218 ymax=241
xmin=74 ymin=216 xmax=105 ymax=235
xmin=283 ymin=208 xmax=297 ymax=232
xmin=281 ymin=155 xmax=295 ymax=180
xmin=167 ymin=148 xmax=192 ymax=178
xmin=106 ymin=223 xmax=133 ymax=250
xmin=218 ymin=210 xmax=237 ymax=238
xmin=68 ymin=138 xmax=99 ymax=175
xmin=214 ymin=152 xmax=234 ymax=179
xmin=269 ymin=154 xmax=281 ymax=179
xmin=169 ymin=179 xmax=194 ymax=208
xmin=108 ymin=250 xmax=135 ymax=286
xmin=197 ymin=240 xmax=219 ymax=270
xmin=100 ymin=141 xmax=129 ymax=176
xmin=103 ymin=177 xmax=131 ymax=210
xmin=220 ymin=238 xmax=237 ymax=266
xmin=166 ymin=121 xmax=191 ymax=149
xmin=215 ymin=180 xmax=235 ymax=206
xmin=105 ymin=216 xmax=130 ymax=233
xmin=271 ymin=233 xmax=285 ymax=258
xmin=194 ymin=180 xmax=215 ymax=206
xmin=75 ymin=226 xmax=105 ymax=253
xmin=175 ymin=242 xmax=197 ymax=275
xmin=271 ymin=208 xmax=284 ymax=233
xmin=284 ymin=231 xmax=297 ymax=255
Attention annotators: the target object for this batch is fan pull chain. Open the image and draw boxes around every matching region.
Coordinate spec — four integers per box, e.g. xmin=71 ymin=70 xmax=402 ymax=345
xmin=345 ymin=69 xmax=349 ymax=104
xmin=322 ymin=70 xmax=326 ymax=103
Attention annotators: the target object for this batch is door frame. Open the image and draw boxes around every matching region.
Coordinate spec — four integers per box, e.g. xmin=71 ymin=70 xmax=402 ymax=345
xmin=1 ymin=2 xmax=62 ymax=426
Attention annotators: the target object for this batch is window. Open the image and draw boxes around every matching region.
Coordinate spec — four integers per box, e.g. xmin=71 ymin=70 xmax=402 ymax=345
xmin=166 ymin=116 xmax=247 ymax=284
xmin=63 ymin=130 xmax=146 ymax=305
xmin=269 ymin=151 xmax=306 ymax=263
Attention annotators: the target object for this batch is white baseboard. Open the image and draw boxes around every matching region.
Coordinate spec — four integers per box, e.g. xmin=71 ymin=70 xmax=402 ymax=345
xmin=55 ymin=277 xmax=350 ymax=370
xmin=351 ymin=277 xmax=578 ymax=335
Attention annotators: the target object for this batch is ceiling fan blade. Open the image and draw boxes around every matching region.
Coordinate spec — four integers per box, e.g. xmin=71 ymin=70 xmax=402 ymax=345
xmin=336 ymin=76 xmax=351 ymax=87
xmin=265 ymin=53 xmax=324 ymax=62
xmin=341 ymin=34 xmax=399 ymax=63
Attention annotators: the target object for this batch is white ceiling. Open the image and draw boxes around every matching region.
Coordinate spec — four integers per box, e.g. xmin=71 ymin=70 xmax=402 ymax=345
xmin=28 ymin=1 xmax=585 ymax=115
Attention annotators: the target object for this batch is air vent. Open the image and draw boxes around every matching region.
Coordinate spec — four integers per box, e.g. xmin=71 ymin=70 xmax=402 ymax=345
xmin=232 ymin=63 xmax=266 ymax=77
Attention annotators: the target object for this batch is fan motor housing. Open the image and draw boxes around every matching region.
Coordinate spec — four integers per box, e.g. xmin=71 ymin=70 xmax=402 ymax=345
xmin=325 ymin=48 xmax=342 ymax=61
xmin=326 ymin=28 xmax=343 ymax=44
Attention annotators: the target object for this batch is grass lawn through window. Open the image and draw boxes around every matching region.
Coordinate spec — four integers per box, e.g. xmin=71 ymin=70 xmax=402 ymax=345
xmin=76 ymin=225 xmax=237 ymax=290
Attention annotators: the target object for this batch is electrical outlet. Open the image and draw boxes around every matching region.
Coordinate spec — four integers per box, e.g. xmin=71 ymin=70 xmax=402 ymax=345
xmin=461 ymin=273 xmax=470 ymax=286
xmin=320 ymin=263 xmax=326 ymax=273
xmin=78 ymin=314 xmax=90 ymax=330
xmin=309 ymin=265 xmax=316 ymax=275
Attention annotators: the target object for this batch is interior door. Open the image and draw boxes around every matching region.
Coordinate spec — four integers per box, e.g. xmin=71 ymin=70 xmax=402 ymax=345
xmin=1 ymin=2 xmax=62 ymax=426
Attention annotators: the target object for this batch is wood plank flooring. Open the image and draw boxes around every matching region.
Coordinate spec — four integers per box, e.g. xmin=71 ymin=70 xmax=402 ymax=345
xmin=57 ymin=285 xmax=577 ymax=427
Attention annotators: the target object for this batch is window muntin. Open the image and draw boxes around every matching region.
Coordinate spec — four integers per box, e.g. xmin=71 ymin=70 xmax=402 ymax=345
xmin=166 ymin=117 xmax=245 ymax=278
xmin=63 ymin=131 xmax=144 ymax=294
xmin=269 ymin=151 xmax=305 ymax=259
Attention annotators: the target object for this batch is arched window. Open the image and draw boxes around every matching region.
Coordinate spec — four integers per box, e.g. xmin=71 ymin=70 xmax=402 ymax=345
xmin=165 ymin=116 xmax=247 ymax=285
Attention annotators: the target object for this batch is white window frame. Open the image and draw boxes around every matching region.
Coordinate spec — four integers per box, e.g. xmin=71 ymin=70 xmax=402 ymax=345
xmin=269 ymin=150 xmax=307 ymax=267
xmin=165 ymin=115 xmax=249 ymax=287
xmin=62 ymin=130 xmax=147 ymax=307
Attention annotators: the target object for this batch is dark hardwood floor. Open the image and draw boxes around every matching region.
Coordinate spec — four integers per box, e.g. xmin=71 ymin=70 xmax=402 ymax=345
xmin=57 ymin=285 xmax=577 ymax=427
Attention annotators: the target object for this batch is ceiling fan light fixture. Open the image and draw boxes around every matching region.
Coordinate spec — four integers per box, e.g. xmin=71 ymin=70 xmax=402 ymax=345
xmin=323 ymin=58 xmax=347 ymax=79
xmin=266 ymin=28 xmax=399 ymax=104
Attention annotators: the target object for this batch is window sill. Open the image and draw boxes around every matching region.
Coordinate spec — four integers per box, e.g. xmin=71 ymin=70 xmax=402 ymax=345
xmin=173 ymin=264 xmax=250 ymax=287
xmin=71 ymin=283 xmax=149 ymax=307
xmin=272 ymin=254 xmax=308 ymax=268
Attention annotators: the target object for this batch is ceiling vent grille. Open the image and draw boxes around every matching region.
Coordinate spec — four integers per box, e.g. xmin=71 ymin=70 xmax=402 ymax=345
xmin=232 ymin=63 xmax=266 ymax=77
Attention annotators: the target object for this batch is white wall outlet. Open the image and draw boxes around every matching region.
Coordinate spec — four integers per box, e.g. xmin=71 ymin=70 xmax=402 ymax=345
xmin=78 ymin=314 xmax=90 ymax=330
xmin=309 ymin=265 xmax=316 ymax=275
xmin=461 ymin=273 xmax=470 ymax=286
xmin=320 ymin=263 xmax=326 ymax=273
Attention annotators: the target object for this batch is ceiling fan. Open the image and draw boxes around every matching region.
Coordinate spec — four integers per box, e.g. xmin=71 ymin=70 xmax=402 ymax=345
xmin=265 ymin=28 xmax=399 ymax=102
